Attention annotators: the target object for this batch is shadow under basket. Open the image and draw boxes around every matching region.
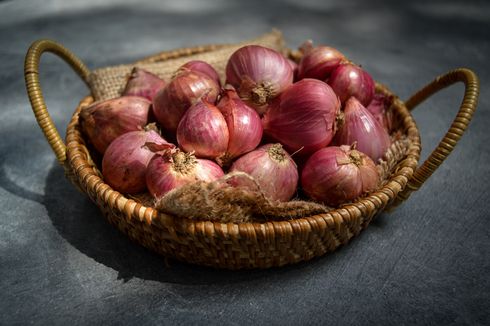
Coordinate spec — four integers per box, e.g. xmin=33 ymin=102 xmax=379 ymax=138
xmin=25 ymin=39 xmax=479 ymax=270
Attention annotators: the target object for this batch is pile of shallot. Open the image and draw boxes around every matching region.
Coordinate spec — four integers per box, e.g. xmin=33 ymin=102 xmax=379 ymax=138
xmin=80 ymin=41 xmax=394 ymax=208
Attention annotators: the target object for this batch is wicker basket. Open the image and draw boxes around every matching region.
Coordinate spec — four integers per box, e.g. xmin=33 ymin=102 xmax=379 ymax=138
xmin=24 ymin=39 xmax=479 ymax=270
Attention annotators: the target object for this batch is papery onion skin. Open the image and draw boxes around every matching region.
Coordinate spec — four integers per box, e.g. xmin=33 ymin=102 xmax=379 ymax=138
xmin=177 ymin=99 xmax=229 ymax=160
xmin=333 ymin=97 xmax=391 ymax=162
xmin=297 ymin=44 xmax=346 ymax=81
xmin=262 ymin=78 xmax=341 ymax=156
xmin=102 ymin=130 xmax=172 ymax=194
xmin=146 ymin=150 xmax=224 ymax=199
xmin=179 ymin=60 xmax=221 ymax=87
xmin=287 ymin=59 xmax=299 ymax=81
xmin=217 ymin=88 xmax=263 ymax=164
xmin=366 ymin=93 xmax=394 ymax=133
xmin=301 ymin=145 xmax=379 ymax=206
xmin=152 ymin=70 xmax=220 ymax=134
xmin=80 ymin=96 xmax=151 ymax=154
xmin=225 ymin=45 xmax=293 ymax=114
xmin=229 ymin=143 xmax=298 ymax=201
xmin=122 ymin=67 xmax=166 ymax=101
xmin=328 ymin=63 xmax=375 ymax=107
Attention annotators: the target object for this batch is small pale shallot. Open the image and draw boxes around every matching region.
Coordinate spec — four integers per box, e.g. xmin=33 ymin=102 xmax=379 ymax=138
xmin=262 ymin=78 xmax=341 ymax=156
xmin=122 ymin=67 xmax=166 ymax=101
xmin=152 ymin=70 xmax=220 ymax=134
xmin=80 ymin=96 xmax=151 ymax=154
xmin=226 ymin=45 xmax=293 ymax=114
xmin=328 ymin=63 xmax=375 ymax=107
xmin=333 ymin=97 xmax=391 ymax=162
xmin=301 ymin=145 xmax=379 ymax=206
xmin=229 ymin=143 xmax=298 ymax=202
xmin=146 ymin=148 xmax=224 ymax=199
xmin=102 ymin=129 xmax=173 ymax=194
xmin=176 ymin=99 xmax=229 ymax=160
xmin=217 ymin=88 xmax=263 ymax=165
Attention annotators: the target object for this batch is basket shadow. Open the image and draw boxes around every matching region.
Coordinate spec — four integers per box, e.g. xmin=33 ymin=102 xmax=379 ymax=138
xmin=43 ymin=160 xmax=324 ymax=284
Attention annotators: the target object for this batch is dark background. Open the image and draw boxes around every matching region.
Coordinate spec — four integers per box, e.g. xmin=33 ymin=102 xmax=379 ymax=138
xmin=1 ymin=0 xmax=489 ymax=325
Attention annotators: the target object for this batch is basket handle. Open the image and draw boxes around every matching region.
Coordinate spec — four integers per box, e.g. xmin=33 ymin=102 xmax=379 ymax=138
xmin=395 ymin=68 xmax=479 ymax=202
xmin=24 ymin=39 xmax=91 ymax=165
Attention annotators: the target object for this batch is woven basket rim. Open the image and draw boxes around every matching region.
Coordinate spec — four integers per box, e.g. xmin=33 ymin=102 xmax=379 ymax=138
xmin=65 ymin=83 xmax=421 ymax=236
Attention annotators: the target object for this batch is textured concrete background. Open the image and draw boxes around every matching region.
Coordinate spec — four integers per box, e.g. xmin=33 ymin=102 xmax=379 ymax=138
xmin=1 ymin=0 xmax=489 ymax=325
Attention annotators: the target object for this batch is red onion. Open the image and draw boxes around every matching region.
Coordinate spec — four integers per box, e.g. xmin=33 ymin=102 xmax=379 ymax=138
xmin=229 ymin=143 xmax=298 ymax=201
xmin=216 ymin=88 xmax=263 ymax=165
xmin=178 ymin=60 xmax=221 ymax=86
xmin=301 ymin=145 xmax=379 ymax=206
xmin=102 ymin=129 xmax=173 ymax=194
xmin=146 ymin=149 xmax=224 ymax=199
xmin=225 ymin=45 xmax=293 ymax=114
xmin=176 ymin=99 xmax=229 ymax=160
xmin=327 ymin=63 xmax=375 ymax=107
xmin=297 ymin=41 xmax=347 ymax=81
xmin=333 ymin=97 xmax=391 ymax=162
xmin=366 ymin=93 xmax=394 ymax=132
xmin=80 ymin=96 xmax=151 ymax=154
xmin=122 ymin=67 xmax=166 ymax=101
xmin=152 ymin=70 xmax=220 ymax=134
xmin=262 ymin=79 xmax=341 ymax=156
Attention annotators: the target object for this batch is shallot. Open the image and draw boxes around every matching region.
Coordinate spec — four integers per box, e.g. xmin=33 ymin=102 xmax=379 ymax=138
xmin=301 ymin=145 xmax=379 ymax=206
xmin=226 ymin=45 xmax=293 ymax=114
xmin=102 ymin=128 xmax=173 ymax=194
xmin=333 ymin=97 xmax=391 ymax=162
xmin=146 ymin=148 xmax=224 ymax=199
xmin=122 ymin=67 xmax=166 ymax=101
xmin=178 ymin=60 xmax=221 ymax=86
xmin=80 ymin=96 xmax=151 ymax=154
xmin=262 ymin=78 xmax=341 ymax=156
xmin=297 ymin=41 xmax=347 ymax=81
xmin=229 ymin=143 xmax=298 ymax=201
xmin=152 ymin=70 xmax=220 ymax=133
xmin=328 ymin=63 xmax=375 ymax=107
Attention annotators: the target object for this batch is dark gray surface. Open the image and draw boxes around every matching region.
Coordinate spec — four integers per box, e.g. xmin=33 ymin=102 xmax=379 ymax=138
xmin=1 ymin=0 xmax=489 ymax=325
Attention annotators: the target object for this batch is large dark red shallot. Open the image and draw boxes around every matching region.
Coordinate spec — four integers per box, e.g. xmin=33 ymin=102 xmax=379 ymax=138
xmin=301 ymin=145 xmax=379 ymax=206
xmin=80 ymin=96 xmax=151 ymax=154
xmin=262 ymin=78 xmax=341 ymax=156
xmin=230 ymin=143 xmax=298 ymax=202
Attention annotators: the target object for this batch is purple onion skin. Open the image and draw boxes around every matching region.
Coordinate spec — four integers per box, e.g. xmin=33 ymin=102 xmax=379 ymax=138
xmin=333 ymin=97 xmax=391 ymax=162
xmin=146 ymin=152 xmax=224 ymax=199
xmin=102 ymin=130 xmax=171 ymax=194
xmin=366 ymin=93 xmax=394 ymax=132
xmin=301 ymin=145 xmax=379 ymax=206
xmin=177 ymin=100 xmax=229 ymax=160
xmin=122 ymin=67 xmax=166 ymax=101
xmin=152 ymin=70 xmax=220 ymax=134
xmin=179 ymin=60 xmax=221 ymax=87
xmin=230 ymin=144 xmax=298 ymax=202
xmin=217 ymin=88 xmax=263 ymax=163
xmin=328 ymin=63 xmax=375 ymax=107
xmin=80 ymin=96 xmax=151 ymax=154
xmin=297 ymin=46 xmax=346 ymax=81
xmin=262 ymin=79 xmax=341 ymax=156
xmin=225 ymin=45 xmax=293 ymax=113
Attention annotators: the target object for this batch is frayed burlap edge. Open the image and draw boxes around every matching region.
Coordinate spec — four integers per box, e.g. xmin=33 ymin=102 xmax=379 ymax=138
xmin=88 ymin=30 xmax=286 ymax=101
xmin=144 ymin=137 xmax=411 ymax=223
